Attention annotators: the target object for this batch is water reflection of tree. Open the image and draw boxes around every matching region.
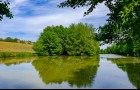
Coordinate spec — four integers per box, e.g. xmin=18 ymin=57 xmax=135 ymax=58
xmin=32 ymin=56 xmax=99 ymax=88
xmin=68 ymin=66 xmax=98 ymax=88
xmin=108 ymin=58 xmax=140 ymax=89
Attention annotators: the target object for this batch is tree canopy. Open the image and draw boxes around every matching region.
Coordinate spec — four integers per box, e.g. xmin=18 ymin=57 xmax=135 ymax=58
xmin=58 ymin=0 xmax=121 ymax=16
xmin=0 ymin=0 xmax=13 ymax=21
xmin=59 ymin=0 xmax=140 ymax=57
xmin=33 ymin=23 xmax=99 ymax=56
xmin=97 ymin=0 xmax=140 ymax=56
xmin=58 ymin=0 xmax=140 ymax=43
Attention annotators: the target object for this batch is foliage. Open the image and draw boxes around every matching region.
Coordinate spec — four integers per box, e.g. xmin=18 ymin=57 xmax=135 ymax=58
xmin=33 ymin=23 xmax=99 ymax=56
xmin=0 ymin=37 xmax=33 ymax=44
xmin=0 ymin=38 xmax=3 ymax=41
xmin=58 ymin=0 xmax=130 ymax=16
xmin=58 ymin=0 xmax=112 ymax=16
xmin=100 ymin=38 xmax=140 ymax=57
xmin=98 ymin=0 xmax=140 ymax=43
xmin=59 ymin=0 xmax=140 ymax=57
xmin=5 ymin=37 xmax=13 ymax=42
xmin=97 ymin=1 xmax=140 ymax=57
xmin=33 ymin=26 xmax=63 ymax=56
xmin=0 ymin=0 xmax=13 ymax=21
xmin=66 ymin=23 xmax=99 ymax=56
xmin=59 ymin=0 xmax=140 ymax=44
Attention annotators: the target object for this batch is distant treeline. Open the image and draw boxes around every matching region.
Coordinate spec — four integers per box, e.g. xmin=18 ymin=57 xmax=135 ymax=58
xmin=0 ymin=37 xmax=34 ymax=44
xmin=100 ymin=39 xmax=140 ymax=57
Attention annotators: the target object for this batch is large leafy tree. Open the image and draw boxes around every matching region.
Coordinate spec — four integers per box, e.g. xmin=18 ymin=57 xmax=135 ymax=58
xmin=0 ymin=0 xmax=13 ymax=21
xmin=97 ymin=0 xmax=140 ymax=56
xmin=66 ymin=23 xmax=99 ymax=56
xmin=58 ymin=0 xmax=140 ymax=42
xmin=33 ymin=26 xmax=63 ymax=56
xmin=59 ymin=0 xmax=140 ymax=56
xmin=33 ymin=23 xmax=99 ymax=56
xmin=58 ymin=0 xmax=118 ymax=16
xmin=97 ymin=0 xmax=140 ymax=43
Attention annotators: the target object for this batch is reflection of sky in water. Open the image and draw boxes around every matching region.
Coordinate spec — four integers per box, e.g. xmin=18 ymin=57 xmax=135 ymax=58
xmin=0 ymin=55 xmax=139 ymax=89
xmin=92 ymin=55 xmax=136 ymax=89
xmin=100 ymin=54 xmax=126 ymax=58
xmin=0 ymin=63 xmax=46 ymax=89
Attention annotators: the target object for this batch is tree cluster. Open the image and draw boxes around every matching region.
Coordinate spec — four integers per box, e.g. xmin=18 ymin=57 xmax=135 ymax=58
xmin=0 ymin=37 xmax=33 ymax=44
xmin=33 ymin=23 xmax=99 ymax=56
xmin=100 ymin=39 xmax=140 ymax=57
xmin=97 ymin=0 xmax=140 ymax=57
xmin=59 ymin=0 xmax=140 ymax=57
xmin=1 ymin=0 xmax=140 ymax=57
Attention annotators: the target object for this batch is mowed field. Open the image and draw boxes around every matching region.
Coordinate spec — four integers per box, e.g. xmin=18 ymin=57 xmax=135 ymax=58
xmin=0 ymin=41 xmax=35 ymax=53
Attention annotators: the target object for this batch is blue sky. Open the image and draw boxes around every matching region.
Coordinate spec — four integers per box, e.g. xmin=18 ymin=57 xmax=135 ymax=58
xmin=0 ymin=0 xmax=111 ymax=49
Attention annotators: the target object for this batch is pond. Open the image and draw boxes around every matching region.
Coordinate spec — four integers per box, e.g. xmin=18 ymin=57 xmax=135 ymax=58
xmin=0 ymin=54 xmax=139 ymax=89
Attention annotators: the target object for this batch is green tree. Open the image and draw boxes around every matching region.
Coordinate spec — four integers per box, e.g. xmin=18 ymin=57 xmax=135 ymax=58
xmin=50 ymin=25 xmax=69 ymax=55
xmin=58 ymin=0 xmax=139 ymax=42
xmin=59 ymin=0 xmax=140 ymax=56
xmin=0 ymin=0 xmax=13 ymax=21
xmin=66 ymin=23 xmax=99 ymax=56
xmin=4 ymin=37 xmax=13 ymax=42
xmin=13 ymin=38 xmax=18 ymax=42
xmin=0 ymin=38 xmax=3 ymax=41
xmin=33 ymin=26 xmax=63 ymax=56
xmin=58 ymin=0 xmax=110 ymax=16
xmin=33 ymin=23 xmax=99 ymax=56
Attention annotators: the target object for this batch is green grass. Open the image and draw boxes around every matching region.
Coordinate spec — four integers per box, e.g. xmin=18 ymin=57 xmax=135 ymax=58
xmin=0 ymin=52 xmax=37 ymax=58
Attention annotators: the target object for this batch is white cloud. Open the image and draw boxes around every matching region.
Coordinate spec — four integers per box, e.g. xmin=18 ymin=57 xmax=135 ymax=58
xmin=48 ymin=0 xmax=66 ymax=5
xmin=9 ymin=0 xmax=28 ymax=15
xmin=0 ymin=0 xmax=109 ymax=42
xmin=10 ymin=0 xmax=27 ymax=8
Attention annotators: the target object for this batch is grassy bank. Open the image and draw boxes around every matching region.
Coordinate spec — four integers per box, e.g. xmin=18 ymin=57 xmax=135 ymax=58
xmin=0 ymin=52 xmax=37 ymax=58
xmin=0 ymin=41 xmax=36 ymax=58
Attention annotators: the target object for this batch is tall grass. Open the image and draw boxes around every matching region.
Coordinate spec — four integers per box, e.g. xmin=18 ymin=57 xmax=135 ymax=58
xmin=0 ymin=41 xmax=36 ymax=58
xmin=0 ymin=52 xmax=37 ymax=58
xmin=0 ymin=41 xmax=35 ymax=53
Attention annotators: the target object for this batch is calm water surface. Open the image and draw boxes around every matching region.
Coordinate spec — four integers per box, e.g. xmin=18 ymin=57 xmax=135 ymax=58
xmin=0 ymin=54 xmax=139 ymax=89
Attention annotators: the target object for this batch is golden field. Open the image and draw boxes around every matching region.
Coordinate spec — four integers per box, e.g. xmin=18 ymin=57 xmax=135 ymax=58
xmin=0 ymin=41 xmax=35 ymax=53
